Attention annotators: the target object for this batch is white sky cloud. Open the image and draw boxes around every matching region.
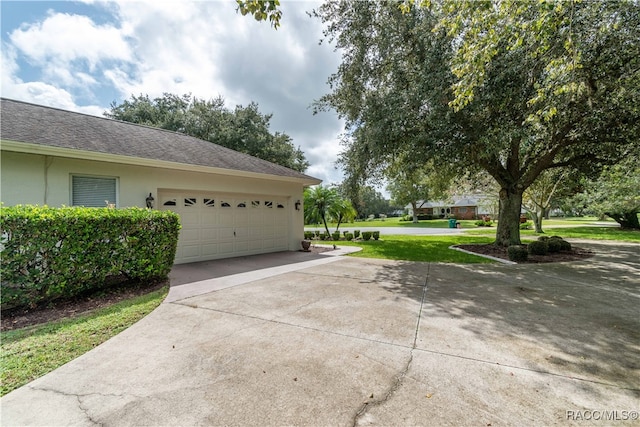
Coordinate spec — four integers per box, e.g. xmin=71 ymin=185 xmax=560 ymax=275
xmin=1 ymin=0 xmax=350 ymax=187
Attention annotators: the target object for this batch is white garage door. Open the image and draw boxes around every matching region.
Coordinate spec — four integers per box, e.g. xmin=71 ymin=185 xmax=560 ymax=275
xmin=159 ymin=191 xmax=290 ymax=264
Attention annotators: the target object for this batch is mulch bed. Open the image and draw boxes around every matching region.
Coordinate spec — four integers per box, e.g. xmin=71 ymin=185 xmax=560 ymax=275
xmin=455 ymin=244 xmax=595 ymax=264
xmin=1 ymin=280 xmax=167 ymax=332
xmin=300 ymin=244 xmax=338 ymax=254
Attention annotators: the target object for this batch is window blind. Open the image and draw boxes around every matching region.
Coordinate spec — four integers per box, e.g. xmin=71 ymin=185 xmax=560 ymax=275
xmin=72 ymin=176 xmax=117 ymax=207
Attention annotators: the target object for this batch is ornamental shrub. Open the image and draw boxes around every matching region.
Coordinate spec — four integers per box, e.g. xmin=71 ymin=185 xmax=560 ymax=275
xmin=372 ymin=231 xmax=380 ymax=240
xmin=345 ymin=233 xmax=354 ymax=241
xmin=527 ymin=240 xmax=549 ymax=255
xmin=550 ymin=236 xmax=573 ymax=251
xmin=304 ymin=231 xmax=314 ymax=240
xmin=0 ymin=205 xmax=180 ymax=310
xmin=507 ymin=245 xmax=529 ymax=262
xmin=362 ymin=231 xmax=372 ymax=241
xmin=547 ymin=237 xmax=563 ymax=253
xmin=559 ymin=239 xmax=572 ymax=251
xmin=354 ymin=230 xmax=360 ymax=239
xmin=332 ymin=231 xmax=341 ymax=241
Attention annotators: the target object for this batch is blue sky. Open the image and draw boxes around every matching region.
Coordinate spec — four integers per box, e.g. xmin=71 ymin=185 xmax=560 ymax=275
xmin=1 ymin=0 xmax=346 ymax=186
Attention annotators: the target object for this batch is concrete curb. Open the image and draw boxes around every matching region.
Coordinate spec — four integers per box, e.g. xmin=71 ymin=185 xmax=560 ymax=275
xmin=312 ymin=244 xmax=363 ymax=256
xmin=449 ymin=245 xmax=517 ymax=265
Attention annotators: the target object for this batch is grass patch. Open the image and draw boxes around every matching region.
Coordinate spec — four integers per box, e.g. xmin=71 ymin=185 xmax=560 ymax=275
xmin=334 ymin=234 xmax=496 ymax=263
xmin=523 ymin=226 xmax=640 ymax=242
xmin=1 ymin=285 xmax=168 ymax=397
xmin=465 ymin=225 xmax=639 ymax=242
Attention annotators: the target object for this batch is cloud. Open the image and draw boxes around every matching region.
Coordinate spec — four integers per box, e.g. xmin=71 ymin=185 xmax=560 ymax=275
xmin=2 ymin=0 xmax=347 ymax=185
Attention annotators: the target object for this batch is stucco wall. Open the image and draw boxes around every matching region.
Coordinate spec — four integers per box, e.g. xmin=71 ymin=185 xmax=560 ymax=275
xmin=1 ymin=151 xmax=306 ymax=251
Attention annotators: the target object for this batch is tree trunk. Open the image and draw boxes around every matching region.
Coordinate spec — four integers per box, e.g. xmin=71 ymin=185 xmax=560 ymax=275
xmin=411 ymin=201 xmax=418 ymax=223
xmin=533 ymin=207 xmax=544 ymax=233
xmin=609 ymin=211 xmax=640 ymax=230
xmin=495 ymin=187 xmax=523 ymax=246
xmin=321 ymin=215 xmax=331 ymax=236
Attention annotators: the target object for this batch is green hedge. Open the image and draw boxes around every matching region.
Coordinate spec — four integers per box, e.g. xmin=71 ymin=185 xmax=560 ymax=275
xmin=0 ymin=205 xmax=180 ymax=310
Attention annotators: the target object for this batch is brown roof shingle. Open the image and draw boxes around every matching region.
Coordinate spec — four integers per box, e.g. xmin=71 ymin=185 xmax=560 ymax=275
xmin=0 ymin=98 xmax=320 ymax=183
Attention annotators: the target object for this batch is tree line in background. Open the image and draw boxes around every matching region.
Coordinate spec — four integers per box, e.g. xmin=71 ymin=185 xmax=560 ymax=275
xmin=105 ymin=93 xmax=309 ymax=172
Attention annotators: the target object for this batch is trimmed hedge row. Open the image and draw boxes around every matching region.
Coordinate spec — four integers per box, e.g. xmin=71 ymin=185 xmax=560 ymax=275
xmin=0 ymin=205 xmax=180 ymax=310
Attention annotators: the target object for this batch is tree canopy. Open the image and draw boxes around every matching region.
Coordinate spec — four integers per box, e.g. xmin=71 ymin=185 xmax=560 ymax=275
xmin=236 ymin=0 xmax=282 ymax=29
xmin=106 ymin=93 xmax=310 ymax=172
xmin=313 ymin=0 xmax=640 ymax=245
xmin=576 ymin=155 xmax=640 ymax=229
xmin=386 ymin=159 xmax=453 ymax=223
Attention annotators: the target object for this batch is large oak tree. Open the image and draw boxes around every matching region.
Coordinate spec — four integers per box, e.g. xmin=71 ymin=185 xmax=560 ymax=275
xmin=312 ymin=0 xmax=639 ymax=246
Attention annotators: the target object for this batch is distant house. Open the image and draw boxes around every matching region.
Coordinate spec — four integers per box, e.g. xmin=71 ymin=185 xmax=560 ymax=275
xmin=1 ymin=98 xmax=321 ymax=264
xmin=406 ymin=195 xmax=494 ymax=220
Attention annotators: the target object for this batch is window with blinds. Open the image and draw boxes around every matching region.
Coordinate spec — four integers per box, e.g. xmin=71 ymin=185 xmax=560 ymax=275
xmin=71 ymin=175 xmax=117 ymax=207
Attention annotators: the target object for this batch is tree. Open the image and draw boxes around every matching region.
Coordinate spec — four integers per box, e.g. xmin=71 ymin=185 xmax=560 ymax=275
xmin=303 ymin=185 xmax=340 ymax=235
xmin=386 ymin=160 xmax=453 ymax=223
xmin=314 ymin=0 xmax=640 ymax=246
xmin=579 ymin=156 xmax=640 ymax=229
xmin=523 ymin=169 xmax=567 ymax=233
xmin=106 ymin=93 xmax=310 ymax=172
xmin=328 ymin=198 xmax=357 ymax=231
xmin=236 ymin=0 xmax=282 ymax=29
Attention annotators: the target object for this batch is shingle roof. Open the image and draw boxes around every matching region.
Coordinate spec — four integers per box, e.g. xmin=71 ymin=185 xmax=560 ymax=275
xmin=0 ymin=98 xmax=320 ymax=183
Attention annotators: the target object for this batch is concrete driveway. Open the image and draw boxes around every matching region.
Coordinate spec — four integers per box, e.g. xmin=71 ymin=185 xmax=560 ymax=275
xmin=1 ymin=241 xmax=639 ymax=426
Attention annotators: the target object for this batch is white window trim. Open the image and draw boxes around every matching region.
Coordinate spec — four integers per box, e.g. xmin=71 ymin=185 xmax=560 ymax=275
xmin=70 ymin=174 xmax=119 ymax=208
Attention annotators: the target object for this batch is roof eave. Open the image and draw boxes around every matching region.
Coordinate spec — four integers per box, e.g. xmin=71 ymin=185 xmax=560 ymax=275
xmin=1 ymin=139 xmax=322 ymax=186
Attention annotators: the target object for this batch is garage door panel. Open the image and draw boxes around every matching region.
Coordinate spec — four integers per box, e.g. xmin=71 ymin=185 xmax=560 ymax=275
xmin=248 ymin=240 xmax=262 ymax=251
xmin=180 ymin=212 xmax=200 ymax=226
xmin=201 ymin=228 xmax=218 ymax=240
xmin=201 ymin=244 xmax=218 ymax=257
xmin=182 ymin=245 xmax=200 ymax=259
xmin=219 ymin=242 xmax=235 ymax=254
xmin=263 ymin=228 xmax=274 ymax=238
xmin=219 ymin=227 xmax=235 ymax=239
xmin=249 ymin=227 xmax=262 ymax=238
xmin=181 ymin=229 xmax=201 ymax=242
xmin=219 ymin=211 xmax=234 ymax=224
xmin=202 ymin=212 xmax=218 ymax=226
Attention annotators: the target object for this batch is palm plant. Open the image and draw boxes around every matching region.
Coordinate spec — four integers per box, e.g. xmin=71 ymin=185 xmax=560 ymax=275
xmin=328 ymin=198 xmax=357 ymax=232
xmin=304 ymin=185 xmax=340 ymax=236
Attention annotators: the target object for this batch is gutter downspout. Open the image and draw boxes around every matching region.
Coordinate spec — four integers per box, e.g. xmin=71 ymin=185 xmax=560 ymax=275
xmin=44 ymin=155 xmax=53 ymax=205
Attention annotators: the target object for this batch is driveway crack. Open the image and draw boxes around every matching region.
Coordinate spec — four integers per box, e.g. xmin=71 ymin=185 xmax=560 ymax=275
xmin=351 ymin=263 xmax=431 ymax=427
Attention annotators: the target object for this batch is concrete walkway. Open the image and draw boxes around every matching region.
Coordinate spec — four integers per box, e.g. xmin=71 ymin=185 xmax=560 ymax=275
xmin=1 ymin=241 xmax=639 ymax=426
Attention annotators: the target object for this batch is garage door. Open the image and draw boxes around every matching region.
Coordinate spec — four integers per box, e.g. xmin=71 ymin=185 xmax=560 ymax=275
xmin=159 ymin=191 xmax=289 ymax=264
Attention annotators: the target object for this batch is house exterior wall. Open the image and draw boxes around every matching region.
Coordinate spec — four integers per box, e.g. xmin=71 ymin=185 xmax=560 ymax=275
xmin=1 ymin=151 xmax=306 ymax=251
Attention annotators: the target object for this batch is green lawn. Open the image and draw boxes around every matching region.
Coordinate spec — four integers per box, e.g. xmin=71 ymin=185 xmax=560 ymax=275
xmin=331 ymin=234 xmax=496 ymax=263
xmin=1 ymin=285 xmax=168 ymax=397
xmin=465 ymin=225 xmax=640 ymax=242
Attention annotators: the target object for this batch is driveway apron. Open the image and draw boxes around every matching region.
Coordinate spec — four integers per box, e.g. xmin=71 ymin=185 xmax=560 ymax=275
xmin=1 ymin=241 xmax=638 ymax=426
